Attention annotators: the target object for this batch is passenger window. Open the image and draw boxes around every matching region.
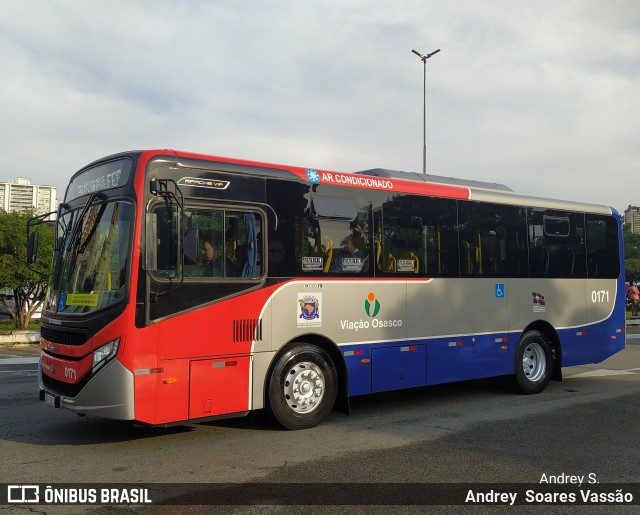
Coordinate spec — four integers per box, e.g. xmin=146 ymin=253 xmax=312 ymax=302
xmin=183 ymin=208 xmax=262 ymax=279
xmin=378 ymin=196 xmax=458 ymax=277
xmin=458 ymin=202 xmax=528 ymax=278
xmin=528 ymin=209 xmax=586 ymax=278
xmin=292 ymin=192 xmax=370 ymax=275
xmin=586 ymin=215 xmax=619 ymax=278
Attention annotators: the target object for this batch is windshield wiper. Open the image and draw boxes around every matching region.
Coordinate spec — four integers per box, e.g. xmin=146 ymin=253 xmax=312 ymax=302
xmin=68 ymin=191 xmax=106 ymax=254
xmin=77 ymin=202 xmax=108 ymax=254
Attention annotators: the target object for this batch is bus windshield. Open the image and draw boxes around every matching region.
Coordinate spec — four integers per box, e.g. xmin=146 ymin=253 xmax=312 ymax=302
xmin=47 ymin=199 xmax=134 ymax=315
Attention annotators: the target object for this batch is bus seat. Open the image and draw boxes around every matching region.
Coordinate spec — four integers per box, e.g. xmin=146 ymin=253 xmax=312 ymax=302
xmin=183 ymin=228 xmax=200 ymax=265
xmin=375 ymin=240 xmax=382 ymax=270
xmin=385 ymin=253 xmax=397 ymax=273
xmin=322 ymin=237 xmax=333 ymax=272
xmin=234 ymin=242 xmax=249 ymax=277
xmin=461 ymin=241 xmax=475 ymax=275
xmin=530 ymin=245 xmax=550 ymax=276
xmin=408 ymin=251 xmax=419 ymax=273
xmin=548 ymin=245 xmax=575 ymax=277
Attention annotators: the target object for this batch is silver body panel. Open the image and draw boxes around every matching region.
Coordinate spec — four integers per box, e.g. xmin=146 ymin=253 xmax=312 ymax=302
xmin=249 ymin=275 xmax=620 ymax=403
xmin=39 ymin=359 xmax=135 ymax=420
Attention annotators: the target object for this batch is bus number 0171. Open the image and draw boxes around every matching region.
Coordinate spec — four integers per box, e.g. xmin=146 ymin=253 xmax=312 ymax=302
xmin=591 ymin=290 xmax=610 ymax=303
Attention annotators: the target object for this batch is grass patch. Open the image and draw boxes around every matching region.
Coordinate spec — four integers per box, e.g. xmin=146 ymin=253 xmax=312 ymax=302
xmin=0 ymin=319 xmax=41 ymax=331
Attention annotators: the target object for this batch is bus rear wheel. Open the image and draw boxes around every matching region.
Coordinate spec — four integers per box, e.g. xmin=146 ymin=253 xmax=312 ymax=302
xmin=267 ymin=344 xmax=337 ymax=430
xmin=514 ymin=330 xmax=552 ymax=394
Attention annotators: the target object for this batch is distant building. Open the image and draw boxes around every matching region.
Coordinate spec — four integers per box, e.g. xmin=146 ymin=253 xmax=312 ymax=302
xmin=0 ymin=178 xmax=57 ymax=219
xmin=625 ymin=205 xmax=640 ymax=234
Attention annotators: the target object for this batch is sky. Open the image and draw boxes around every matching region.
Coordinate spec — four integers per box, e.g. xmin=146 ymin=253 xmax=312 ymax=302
xmin=1 ymin=0 xmax=639 ymax=213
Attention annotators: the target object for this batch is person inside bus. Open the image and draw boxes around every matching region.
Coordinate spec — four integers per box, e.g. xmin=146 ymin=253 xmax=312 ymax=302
xmin=334 ymin=234 xmax=367 ymax=272
xmin=350 ymin=221 xmax=368 ymax=244
xmin=201 ymin=231 xmax=233 ymax=277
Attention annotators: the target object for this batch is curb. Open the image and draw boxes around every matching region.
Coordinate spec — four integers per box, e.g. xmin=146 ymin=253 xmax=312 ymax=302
xmin=0 ymin=331 xmax=40 ymax=346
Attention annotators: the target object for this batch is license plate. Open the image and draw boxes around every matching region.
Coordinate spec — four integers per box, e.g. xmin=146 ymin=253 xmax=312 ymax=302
xmin=44 ymin=392 xmax=58 ymax=407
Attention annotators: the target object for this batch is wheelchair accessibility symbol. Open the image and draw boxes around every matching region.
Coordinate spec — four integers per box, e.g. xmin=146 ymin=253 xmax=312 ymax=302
xmin=495 ymin=283 xmax=505 ymax=298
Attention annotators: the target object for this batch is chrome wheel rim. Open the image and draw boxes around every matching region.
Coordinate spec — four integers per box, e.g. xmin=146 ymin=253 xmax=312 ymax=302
xmin=284 ymin=361 xmax=325 ymax=414
xmin=522 ymin=342 xmax=546 ymax=382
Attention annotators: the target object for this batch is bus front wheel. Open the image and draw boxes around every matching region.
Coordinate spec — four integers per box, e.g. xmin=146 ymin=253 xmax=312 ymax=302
xmin=514 ymin=330 xmax=552 ymax=394
xmin=267 ymin=344 xmax=338 ymax=430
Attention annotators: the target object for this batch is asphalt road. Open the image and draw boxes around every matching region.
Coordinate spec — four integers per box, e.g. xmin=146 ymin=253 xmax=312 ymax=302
xmin=1 ymin=337 xmax=640 ymax=513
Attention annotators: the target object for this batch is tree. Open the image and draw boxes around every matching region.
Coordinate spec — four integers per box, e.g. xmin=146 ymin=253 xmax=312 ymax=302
xmin=0 ymin=209 xmax=54 ymax=329
xmin=623 ymin=224 xmax=640 ymax=259
xmin=625 ymin=258 xmax=640 ymax=283
xmin=623 ymin=224 xmax=640 ymax=282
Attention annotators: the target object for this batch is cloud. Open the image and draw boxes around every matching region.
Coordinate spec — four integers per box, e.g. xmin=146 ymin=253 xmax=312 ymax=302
xmin=0 ymin=0 xmax=638 ymax=212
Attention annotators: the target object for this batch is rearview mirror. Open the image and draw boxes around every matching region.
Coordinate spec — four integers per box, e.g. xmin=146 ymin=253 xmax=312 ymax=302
xmin=27 ymin=231 xmax=39 ymax=265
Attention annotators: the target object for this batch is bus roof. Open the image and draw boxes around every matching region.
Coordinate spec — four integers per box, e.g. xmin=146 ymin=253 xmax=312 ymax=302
xmin=356 ymin=168 xmax=514 ymax=194
xmin=354 ymin=167 xmax=613 ymax=216
xmin=81 ymin=150 xmax=616 ymax=217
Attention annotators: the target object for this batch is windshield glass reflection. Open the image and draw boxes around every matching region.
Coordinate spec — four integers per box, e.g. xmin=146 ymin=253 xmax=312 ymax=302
xmin=47 ymin=200 xmax=133 ymax=315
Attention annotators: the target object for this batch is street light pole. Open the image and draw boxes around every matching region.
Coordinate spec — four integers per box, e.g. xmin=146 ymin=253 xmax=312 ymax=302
xmin=411 ymin=48 xmax=440 ymax=174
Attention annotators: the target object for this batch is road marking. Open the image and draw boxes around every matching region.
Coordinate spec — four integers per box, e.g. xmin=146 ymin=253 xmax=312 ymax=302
xmin=0 ymin=357 xmax=39 ymax=365
xmin=0 ymin=369 xmax=37 ymax=377
xmin=569 ymin=368 xmax=640 ymax=378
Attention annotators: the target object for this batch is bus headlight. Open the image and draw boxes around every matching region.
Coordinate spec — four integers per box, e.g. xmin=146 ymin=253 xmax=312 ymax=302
xmin=92 ymin=338 xmax=120 ymax=372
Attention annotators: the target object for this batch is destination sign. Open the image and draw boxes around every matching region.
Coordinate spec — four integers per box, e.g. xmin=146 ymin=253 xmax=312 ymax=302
xmin=67 ymin=159 xmax=132 ymax=201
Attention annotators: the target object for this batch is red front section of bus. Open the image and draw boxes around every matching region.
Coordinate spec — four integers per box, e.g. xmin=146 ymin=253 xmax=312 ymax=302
xmin=131 ymin=285 xmax=278 ymax=425
xmin=40 ymin=283 xmax=279 ymax=425
xmin=40 ymin=347 xmax=93 ymax=384
xmin=38 ymin=149 xmax=282 ymax=425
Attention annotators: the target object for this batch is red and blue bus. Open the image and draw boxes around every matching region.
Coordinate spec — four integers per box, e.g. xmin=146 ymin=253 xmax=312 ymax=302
xmin=31 ymin=149 xmax=625 ymax=429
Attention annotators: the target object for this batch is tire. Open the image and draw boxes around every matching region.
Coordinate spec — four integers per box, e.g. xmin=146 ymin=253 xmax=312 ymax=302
xmin=267 ymin=344 xmax=338 ymax=430
xmin=514 ymin=330 xmax=553 ymax=394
